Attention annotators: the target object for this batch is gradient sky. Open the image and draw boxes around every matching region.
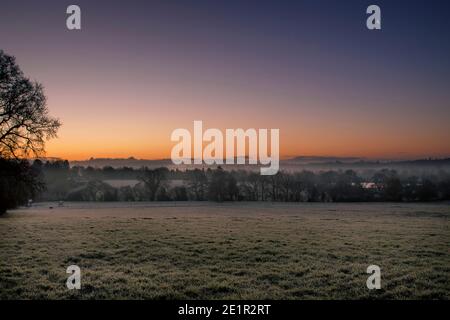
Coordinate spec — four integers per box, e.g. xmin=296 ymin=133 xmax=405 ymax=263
xmin=1 ymin=0 xmax=449 ymax=160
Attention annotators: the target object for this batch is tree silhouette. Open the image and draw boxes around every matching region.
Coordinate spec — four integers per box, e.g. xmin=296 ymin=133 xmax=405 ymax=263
xmin=0 ymin=50 xmax=60 ymax=158
xmin=0 ymin=50 xmax=60 ymax=213
xmin=188 ymin=169 xmax=208 ymax=200
xmin=139 ymin=167 xmax=168 ymax=201
xmin=0 ymin=158 xmax=44 ymax=213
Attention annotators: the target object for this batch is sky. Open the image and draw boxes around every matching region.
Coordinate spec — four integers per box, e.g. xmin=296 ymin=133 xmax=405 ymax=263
xmin=1 ymin=0 xmax=449 ymax=160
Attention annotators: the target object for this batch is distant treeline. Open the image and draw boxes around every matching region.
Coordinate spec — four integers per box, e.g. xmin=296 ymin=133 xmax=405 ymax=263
xmin=29 ymin=160 xmax=450 ymax=203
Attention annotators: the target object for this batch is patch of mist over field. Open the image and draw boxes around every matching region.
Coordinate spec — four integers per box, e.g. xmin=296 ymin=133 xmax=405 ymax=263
xmin=33 ymin=156 xmax=450 ymax=203
xmin=75 ymin=157 xmax=450 ymax=190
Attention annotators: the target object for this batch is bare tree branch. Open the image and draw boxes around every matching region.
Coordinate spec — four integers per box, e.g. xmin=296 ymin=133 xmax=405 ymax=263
xmin=0 ymin=50 xmax=61 ymax=158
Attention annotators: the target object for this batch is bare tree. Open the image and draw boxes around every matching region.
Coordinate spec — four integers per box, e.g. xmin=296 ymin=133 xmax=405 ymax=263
xmin=0 ymin=50 xmax=60 ymax=159
xmin=139 ymin=167 xmax=168 ymax=200
xmin=188 ymin=169 xmax=208 ymax=200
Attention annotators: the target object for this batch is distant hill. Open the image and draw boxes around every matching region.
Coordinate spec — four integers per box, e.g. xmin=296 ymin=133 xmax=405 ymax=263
xmin=67 ymin=156 xmax=450 ymax=172
xmin=287 ymin=156 xmax=362 ymax=164
xmin=29 ymin=157 xmax=64 ymax=162
xmin=70 ymin=157 xmax=172 ymax=168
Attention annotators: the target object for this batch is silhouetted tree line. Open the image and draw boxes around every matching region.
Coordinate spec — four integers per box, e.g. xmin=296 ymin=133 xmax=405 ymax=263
xmin=31 ymin=160 xmax=450 ymax=203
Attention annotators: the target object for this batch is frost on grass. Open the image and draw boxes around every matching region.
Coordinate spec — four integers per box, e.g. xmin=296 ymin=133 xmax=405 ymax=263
xmin=0 ymin=202 xmax=449 ymax=299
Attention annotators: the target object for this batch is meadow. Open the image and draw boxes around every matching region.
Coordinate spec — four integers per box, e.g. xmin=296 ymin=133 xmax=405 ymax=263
xmin=0 ymin=202 xmax=449 ymax=299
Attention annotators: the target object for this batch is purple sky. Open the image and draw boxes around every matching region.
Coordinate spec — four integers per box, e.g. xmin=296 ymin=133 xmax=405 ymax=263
xmin=1 ymin=0 xmax=449 ymax=159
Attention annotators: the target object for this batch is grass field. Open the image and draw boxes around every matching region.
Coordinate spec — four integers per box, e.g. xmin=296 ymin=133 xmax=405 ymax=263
xmin=0 ymin=202 xmax=449 ymax=299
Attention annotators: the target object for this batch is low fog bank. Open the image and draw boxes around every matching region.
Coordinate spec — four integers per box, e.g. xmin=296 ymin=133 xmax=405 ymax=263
xmin=26 ymin=157 xmax=450 ymax=203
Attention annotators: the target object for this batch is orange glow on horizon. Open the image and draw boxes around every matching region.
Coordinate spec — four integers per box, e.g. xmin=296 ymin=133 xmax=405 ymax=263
xmin=44 ymin=120 xmax=450 ymax=161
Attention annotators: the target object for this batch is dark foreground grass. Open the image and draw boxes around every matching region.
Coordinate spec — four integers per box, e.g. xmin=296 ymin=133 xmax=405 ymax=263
xmin=0 ymin=202 xmax=449 ymax=299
